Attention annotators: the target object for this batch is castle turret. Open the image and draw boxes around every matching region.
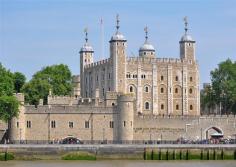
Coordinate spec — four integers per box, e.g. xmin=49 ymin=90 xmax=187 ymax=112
xmin=179 ymin=17 xmax=196 ymax=61
xmin=117 ymin=94 xmax=134 ymax=142
xmin=80 ymin=28 xmax=94 ymax=97
xmin=139 ymin=26 xmax=156 ymax=58
xmin=110 ymin=15 xmax=127 ymax=93
xmin=10 ymin=93 xmax=26 ymax=142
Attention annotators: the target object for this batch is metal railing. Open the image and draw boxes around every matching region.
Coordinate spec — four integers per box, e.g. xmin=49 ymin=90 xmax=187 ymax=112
xmin=2 ymin=139 xmax=236 ymax=145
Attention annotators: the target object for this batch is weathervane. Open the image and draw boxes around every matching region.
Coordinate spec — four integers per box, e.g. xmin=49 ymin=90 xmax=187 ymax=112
xmin=84 ymin=27 xmax=88 ymax=43
xmin=183 ymin=16 xmax=188 ymax=34
xmin=116 ymin=14 xmax=120 ymax=32
xmin=144 ymin=26 xmax=148 ymax=41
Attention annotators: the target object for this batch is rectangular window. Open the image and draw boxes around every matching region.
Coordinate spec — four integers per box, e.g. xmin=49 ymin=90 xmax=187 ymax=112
xmin=85 ymin=121 xmax=90 ymax=128
xmin=26 ymin=121 xmax=31 ymax=128
xmin=123 ymin=121 xmax=126 ymax=127
xmin=17 ymin=122 xmax=19 ymax=128
xmin=69 ymin=122 xmax=74 ymax=128
xmin=109 ymin=121 xmax=114 ymax=128
xmin=51 ymin=120 xmax=56 ymax=128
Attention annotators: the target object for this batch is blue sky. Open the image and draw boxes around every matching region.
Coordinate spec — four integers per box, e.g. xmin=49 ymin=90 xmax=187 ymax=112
xmin=0 ymin=0 xmax=235 ymax=86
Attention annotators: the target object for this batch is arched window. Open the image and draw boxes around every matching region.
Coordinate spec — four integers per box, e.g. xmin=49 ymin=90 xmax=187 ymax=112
xmin=129 ymin=86 xmax=133 ymax=93
xmin=175 ymin=76 xmax=178 ymax=81
xmin=145 ymin=102 xmax=150 ymax=110
xmin=161 ymin=87 xmax=164 ymax=93
xmin=189 ymin=88 xmax=193 ymax=94
xmin=190 ymin=105 xmax=193 ymax=110
xmin=176 ymin=104 xmax=179 ymax=110
xmin=161 ymin=75 xmax=164 ymax=81
xmin=161 ymin=104 xmax=164 ymax=110
xmin=145 ymin=86 xmax=149 ymax=93
xmin=190 ymin=76 xmax=193 ymax=82
xmin=175 ymin=88 xmax=178 ymax=94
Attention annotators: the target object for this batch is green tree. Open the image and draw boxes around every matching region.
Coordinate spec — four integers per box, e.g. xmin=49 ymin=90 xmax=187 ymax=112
xmin=22 ymin=64 xmax=72 ymax=105
xmin=13 ymin=72 xmax=26 ymax=93
xmin=208 ymin=59 xmax=236 ymax=114
xmin=0 ymin=96 xmax=19 ymax=122
xmin=0 ymin=63 xmax=14 ymax=96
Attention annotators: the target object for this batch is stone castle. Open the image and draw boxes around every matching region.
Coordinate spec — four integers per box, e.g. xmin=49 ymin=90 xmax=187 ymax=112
xmin=5 ymin=16 xmax=236 ymax=143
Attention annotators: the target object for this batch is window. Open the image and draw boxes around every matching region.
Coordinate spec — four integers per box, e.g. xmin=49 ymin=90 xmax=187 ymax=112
xmin=175 ymin=76 xmax=178 ymax=81
xmin=109 ymin=121 xmax=114 ymax=128
xmin=96 ymin=75 xmax=98 ymax=81
xmin=26 ymin=121 xmax=31 ymax=128
xmin=85 ymin=121 xmax=90 ymax=128
xmin=151 ymin=52 xmax=153 ymax=55
xmin=190 ymin=77 xmax=193 ymax=82
xmin=161 ymin=104 xmax=164 ymax=110
xmin=175 ymin=88 xmax=178 ymax=94
xmin=69 ymin=122 xmax=74 ymax=128
xmin=190 ymin=105 xmax=193 ymax=110
xmin=189 ymin=88 xmax=193 ymax=94
xmin=102 ymin=88 xmax=105 ymax=96
xmin=144 ymin=52 xmax=146 ymax=55
xmin=108 ymin=73 xmax=111 ymax=79
xmin=51 ymin=120 xmax=56 ymax=128
xmin=160 ymin=75 xmax=164 ymax=81
xmin=112 ymin=103 xmax=115 ymax=106
xmin=145 ymin=102 xmax=150 ymax=110
xmin=161 ymin=87 xmax=164 ymax=93
xmin=131 ymin=121 xmax=133 ymax=127
xmin=176 ymin=104 xmax=179 ymax=110
xmin=17 ymin=122 xmax=19 ymax=128
xmin=145 ymin=86 xmax=149 ymax=93
xmin=123 ymin=121 xmax=126 ymax=127
xmin=108 ymin=87 xmax=111 ymax=91
xmin=129 ymin=86 xmax=133 ymax=93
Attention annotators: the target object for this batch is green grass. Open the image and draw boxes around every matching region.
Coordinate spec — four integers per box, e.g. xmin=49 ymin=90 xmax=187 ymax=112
xmin=61 ymin=151 xmax=96 ymax=160
xmin=0 ymin=152 xmax=14 ymax=161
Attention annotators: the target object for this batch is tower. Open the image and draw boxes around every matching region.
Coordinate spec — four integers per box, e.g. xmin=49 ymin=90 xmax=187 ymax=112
xmin=110 ymin=14 xmax=127 ymax=93
xmin=117 ymin=94 xmax=134 ymax=142
xmin=139 ymin=26 xmax=156 ymax=58
xmin=179 ymin=16 xmax=196 ymax=61
xmin=80 ymin=28 xmax=94 ymax=97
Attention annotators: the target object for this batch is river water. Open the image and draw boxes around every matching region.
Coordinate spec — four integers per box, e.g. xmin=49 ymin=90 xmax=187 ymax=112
xmin=0 ymin=160 xmax=235 ymax=167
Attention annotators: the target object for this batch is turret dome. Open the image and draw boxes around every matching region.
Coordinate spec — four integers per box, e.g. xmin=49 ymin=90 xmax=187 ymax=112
xmin=111 ymin=32 xmax=126 ymax=41
xmin=80 ymin=43 xmax=94 ymax=52
xmin=180 ymin=34 xmax=194 ymax=42
xmin=139 ymin=42 xmax=155 ymax=51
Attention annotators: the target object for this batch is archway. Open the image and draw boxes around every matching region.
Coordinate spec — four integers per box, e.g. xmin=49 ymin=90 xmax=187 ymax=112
xmin=204 ymin=126 xmax=223 ymax=140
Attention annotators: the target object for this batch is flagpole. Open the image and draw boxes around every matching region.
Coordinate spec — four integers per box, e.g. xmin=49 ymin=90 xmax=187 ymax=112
xmin=100 ymin=17 xmax=104 ymax=60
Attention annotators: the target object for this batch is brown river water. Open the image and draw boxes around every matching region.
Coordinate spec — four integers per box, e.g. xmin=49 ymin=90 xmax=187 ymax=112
xmin=0 ymin=160 xmax=235 ymax=167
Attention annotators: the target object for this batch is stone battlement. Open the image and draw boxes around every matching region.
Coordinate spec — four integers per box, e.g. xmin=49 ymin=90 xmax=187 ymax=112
xmin=127 ymin=57 xmax=195 ymax=65
xmin=84 ymin=58 xmax=111 ymax=69
xmin=24 ymin=105 xmax=115 ymax=114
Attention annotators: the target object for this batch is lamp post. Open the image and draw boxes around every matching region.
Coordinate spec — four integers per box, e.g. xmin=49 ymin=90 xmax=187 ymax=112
xmin=19 ymin=128 xmax=22 ymax=144
xmin=185 ymin=124 xmax=191 ymax=139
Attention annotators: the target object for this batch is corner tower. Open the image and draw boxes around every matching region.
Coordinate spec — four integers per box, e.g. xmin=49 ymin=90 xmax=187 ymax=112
xmin=80 ymin=28 xmax=94 ymax=97
xmin=179 ymin=17 xmax=195 ymax=61
xmin=139 ymin=26 xmax=156 ymax=58
xmin=110 ymin=15 xmax=127 ymax=93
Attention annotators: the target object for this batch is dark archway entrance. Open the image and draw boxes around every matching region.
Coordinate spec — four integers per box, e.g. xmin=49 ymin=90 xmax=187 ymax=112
xmin=205 ymin=126 xmax=223 ymax=140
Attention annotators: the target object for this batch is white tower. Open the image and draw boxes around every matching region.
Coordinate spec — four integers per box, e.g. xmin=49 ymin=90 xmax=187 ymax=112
xmin=179 ymin=17 xmax=196 ymax=61
xmin=109 ymin=15 xmax=127 ymax=93
xmin=80 ymin=28 xmax=94 ymax=97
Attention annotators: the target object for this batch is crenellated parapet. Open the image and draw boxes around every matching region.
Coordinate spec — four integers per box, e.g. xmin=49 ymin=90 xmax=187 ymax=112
xmin=127 ymin=57 xmax=196 ymax=65
xmin=84 ymin=58 xmax=111 ymax=69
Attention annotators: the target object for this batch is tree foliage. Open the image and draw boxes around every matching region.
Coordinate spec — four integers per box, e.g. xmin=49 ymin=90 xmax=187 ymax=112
xmin=22 ymin=64 xmax=72 ymax=105
xmin=0 ymin=96 xmax=19 ymax=122
xmin=0 ymin=64 xmax=14 ymax=96
xmin=13 ymin=72 xmax=26 ymax=93
xmin=0 ymin=63 xmax=22 ymax=122
xmin=202 ymin=59 xmax=236 ymax=114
